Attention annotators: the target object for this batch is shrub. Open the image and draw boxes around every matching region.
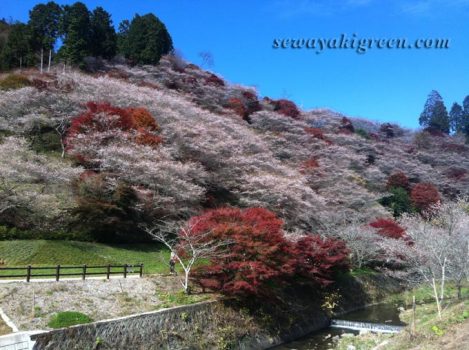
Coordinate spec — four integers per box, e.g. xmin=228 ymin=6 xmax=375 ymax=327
xmin=386 ymin=171 xmax=410 ymax=192
xmin=66 ymin=102 xmax=162 ymax=162
xmin=129 ymin=107 xmax=160 ymax=131
xmin=444 ymin=167 xmax=468 ymax=181
xmin=293 ymin=235 xmax=349 ymax=285
xmin=379 ymin=123 xmax=395 ymax=138
xmin=225 ymin=98 xmax=247 ymax=119
xmin=369 ymin=218 xmax=406 ymax=239
xmin=0 ymin=74 xmax=31 ymax=90
xmin=411 ymin=183 xmax=441 ymax=212
xmin=339 ymin=117 xmax=355 ymax=133
xmin=273 ymin=99 xmax=300 ymax=119
xmin=355 ymin=128 xmax=370 ymax=139
xmin=379 ymin=187 xmax=414 ymax=217
xmin=205 ymin=74 xmax=225 ymax=86
xmin=300 ymin=158 xmax=319 ymax=172
xmin=48 ymin=311 xmax=93 ymax=329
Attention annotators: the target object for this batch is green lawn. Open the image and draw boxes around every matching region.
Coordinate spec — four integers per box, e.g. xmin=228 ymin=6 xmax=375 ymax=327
xmin=0 ymin=240 xmax=171 ymax=277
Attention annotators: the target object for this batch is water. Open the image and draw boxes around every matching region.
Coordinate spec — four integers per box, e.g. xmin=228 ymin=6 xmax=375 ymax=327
xmin=272 ymin=303 xmax=405 ymax=350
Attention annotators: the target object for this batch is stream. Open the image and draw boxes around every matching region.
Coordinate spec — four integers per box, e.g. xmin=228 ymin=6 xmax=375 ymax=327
xmin=272 ymin=303 xmax=406 ymax=350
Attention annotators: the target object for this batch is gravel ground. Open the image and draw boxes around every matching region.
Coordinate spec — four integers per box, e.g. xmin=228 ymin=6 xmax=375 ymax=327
xmin=0 ymin=275 xmax=182 ymax=331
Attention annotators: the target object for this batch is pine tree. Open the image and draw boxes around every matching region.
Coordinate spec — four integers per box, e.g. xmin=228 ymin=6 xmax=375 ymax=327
xmin=89 ymin=7 xmax=116 ymax=59
xmin=59 ymin=2 xmax=91 ymax=66
xmin=28 ymin=1 xmax=62 ymax=71
xmin=449 ymin=102 xmax=464 ymax=134
xmin=419 ymin=90 xmax=450 ymax=134
xmin=118 ymin=14 xmax=173 ymax=65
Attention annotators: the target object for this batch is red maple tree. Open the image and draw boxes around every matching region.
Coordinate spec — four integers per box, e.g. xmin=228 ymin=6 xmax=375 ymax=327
xmin=411 ymin=183 xmax=441 ymax=212
xmin=189 ymin=207 xmax=349 ymax=296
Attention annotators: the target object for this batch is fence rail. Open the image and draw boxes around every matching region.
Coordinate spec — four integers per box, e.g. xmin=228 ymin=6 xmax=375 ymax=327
xmin=0 ymin=264 xmax=143 ymax=282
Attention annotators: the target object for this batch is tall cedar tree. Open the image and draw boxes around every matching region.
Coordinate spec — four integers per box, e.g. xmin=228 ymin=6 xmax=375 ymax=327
xmin=419 ymin=90 xmax=450 ymax=134
xmin=118 ymin=14 xmax=173 ymax=65
xmin=463 ymin=96 xmax=469 ymax=142
xmin=89 ymin=7 xmax=117 ymax=59
xmin=0 ymin=23 xmax=33 ymax=70
xmin=449 ymin=102 xmax=464 ymax=134
xmin=28 ymin=2 xmax=62 ymax=56
xmin=59 ymin=2 xmax=91 ymax=65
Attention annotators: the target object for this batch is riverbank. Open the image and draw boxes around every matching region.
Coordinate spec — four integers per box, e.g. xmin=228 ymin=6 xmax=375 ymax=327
xmin=23 ymin=273 xmax=404 ymax=349
xmin=335 ymin=284 xmax=469 ymax=350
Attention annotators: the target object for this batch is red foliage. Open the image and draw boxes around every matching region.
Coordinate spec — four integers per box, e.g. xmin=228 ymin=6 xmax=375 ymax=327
xmin=226 ymin=98 xmax=247 ymax=118
xmin=205 ymin=73 xmax=225 ymax=87
xmin=129 ymin=108 xmax=160 ymax=131
xmin=386 ymin=171 xmax=410 ymax=191
xmin=66 ymin=102 xmax=162 ymax=158
xmin=273 ymin=99 xmax=300 ymax=119
xmin=304 ymin=127 xmax=333 ymax=145
xmin=338 ymin=117 xmax=355 ymax=133
xmin=411 ymin=183 xmax=441 ymax=212
xmin=135 ymin=129 xmax=163 ymax=147
xmin=189 ymin=207 xmax=349 ymax=297
xmin=241 ymin=91 xmax=262 ymax=116
xmin=442 ymin=143 xmax=468 ymax=154
xmin=369 ymin=218 xmax=406 ymax=239
xmin=191 ymin=207 xmax=295 ymax=296
xmin=292 ymin=235 xmax=349 ymax=285
xmin=300 ymin=158 xmax=319 ymax=173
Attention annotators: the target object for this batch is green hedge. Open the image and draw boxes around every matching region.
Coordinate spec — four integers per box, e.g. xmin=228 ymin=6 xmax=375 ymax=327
xmin=0 ymin=226 xmax=93 ymax=241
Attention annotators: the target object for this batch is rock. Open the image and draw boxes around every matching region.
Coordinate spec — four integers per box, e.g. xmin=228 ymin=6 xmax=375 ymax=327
xmin=347 ymin=345 xmax=356 ymax=350
xmin=359 ymin=329 xmax=370 ymax=335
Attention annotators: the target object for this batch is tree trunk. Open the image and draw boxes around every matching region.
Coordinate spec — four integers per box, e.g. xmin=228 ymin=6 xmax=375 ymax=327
xmin=48 ymin=49 xmax=52 ymax=72
xmin=184 ymin=270 xmax=190 ymax=295
xmin=40 ymin=48 xmax=44 ymax=74
xmin=440 ymin=258 xmax=446 ymax=303
xmin=457 ymin=284 xmax=462 ymax=300
xmin=432 ymin=278 xmax=442 ymax=319
xmin=19 ymin=57 xmax=22 ymax=69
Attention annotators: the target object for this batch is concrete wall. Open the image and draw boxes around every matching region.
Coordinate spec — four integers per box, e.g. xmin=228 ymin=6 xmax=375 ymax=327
xmin=31 ymin=299 xmax=329 ymax=350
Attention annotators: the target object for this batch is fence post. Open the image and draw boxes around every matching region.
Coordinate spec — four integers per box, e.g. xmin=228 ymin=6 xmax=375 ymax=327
xmin=82 ymin=264 xmax=87 ymax=280
xmin=26 ymin=265 xmax=31 ymax=282
xmin=123 ymin=264 xmax=127 ymax=278
xmin=139 ymin=263 xmax=143 ymax=278
xmin=106 ymin=264 xmax=111 ymax=279
xmin=56 ymin=265 xmax=60 ymax=281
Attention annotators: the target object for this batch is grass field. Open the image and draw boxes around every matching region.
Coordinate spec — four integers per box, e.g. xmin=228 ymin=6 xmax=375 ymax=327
xmin=0 ymin=240 xmax=171 ymax=276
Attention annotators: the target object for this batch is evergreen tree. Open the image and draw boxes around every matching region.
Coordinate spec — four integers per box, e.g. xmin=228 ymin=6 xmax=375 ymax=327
xmin=59 ymin=2 xmax=91 ymax=66
xmin=28 ymin=1 xmax=62 ymax=69
xmin=89 ymin=7 xmax=116 ymax=59
xmin=1 ymin=23 xmax=33 ymax=70
xmin=449 ymin=102 xmax=464 ymax=134
xmin=119 ymin=14 xmax=173 ymax=65
xmin=419 ymin=90 xmax=450 ymax=134
xmin=116 ymin=19 xmax=130 ymax=56
xmin=463 ymin=96 xmax=469 ymax=142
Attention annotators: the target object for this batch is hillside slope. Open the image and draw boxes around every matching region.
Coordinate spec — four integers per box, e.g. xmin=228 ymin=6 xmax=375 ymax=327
xmin=1 ymin=57 xmax=468 ymax=238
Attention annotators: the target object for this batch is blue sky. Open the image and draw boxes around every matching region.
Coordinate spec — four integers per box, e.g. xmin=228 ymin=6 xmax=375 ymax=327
xmin=1 ymin=0 xmax=468 ymax=128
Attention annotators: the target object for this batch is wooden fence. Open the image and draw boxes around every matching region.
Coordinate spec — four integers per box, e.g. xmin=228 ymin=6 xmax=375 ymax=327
xmin=0 ymin=264 xmax=143 ymax=282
